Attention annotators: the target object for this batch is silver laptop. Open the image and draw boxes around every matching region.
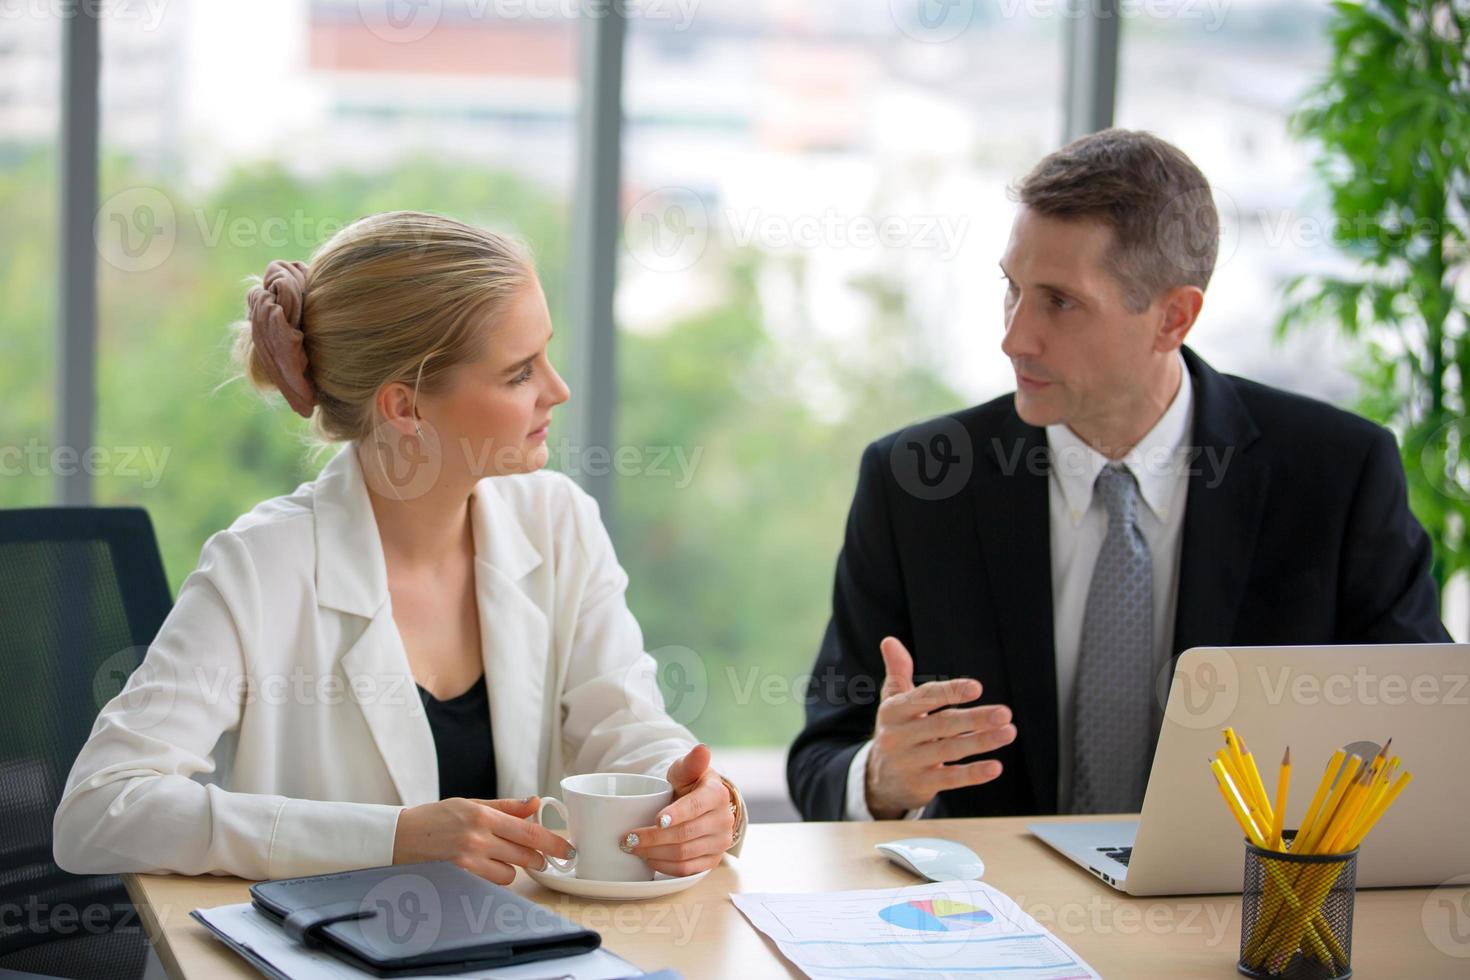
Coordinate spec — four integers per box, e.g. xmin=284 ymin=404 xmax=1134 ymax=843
xmin=1029 ymin=644 xmax=1470 ymax=896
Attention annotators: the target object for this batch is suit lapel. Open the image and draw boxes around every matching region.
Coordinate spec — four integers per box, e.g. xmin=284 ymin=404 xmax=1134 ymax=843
xmin=1171 ymin=348 xmax=1270 ymax=657
xmin=316 ymin=447 xmax=554 ymax=804
xmin=315 ymin=446 xmax=438 ymax=806
xmin=973 ymin=410 xmax=1058 ymax=813
xmin=341 ymin=607 xmax=440 ymax=805
xmin=470 ymin=480 xmax=549 ymax=801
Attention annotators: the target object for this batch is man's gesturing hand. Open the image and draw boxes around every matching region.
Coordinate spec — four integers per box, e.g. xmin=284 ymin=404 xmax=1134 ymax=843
xmin=863 ymin=636 xmax=1016 ymax=819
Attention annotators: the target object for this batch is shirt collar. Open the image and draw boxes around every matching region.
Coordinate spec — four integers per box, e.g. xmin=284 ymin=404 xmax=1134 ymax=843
xmin=312 ymin=444 xmax=543 ymax=619
xmin=1045 ymin=354 xmax=1194 ymax=526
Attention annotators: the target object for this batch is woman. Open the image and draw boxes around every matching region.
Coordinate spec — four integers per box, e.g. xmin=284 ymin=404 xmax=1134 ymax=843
xmin=53 ymin=211 xmax=745 ymax=884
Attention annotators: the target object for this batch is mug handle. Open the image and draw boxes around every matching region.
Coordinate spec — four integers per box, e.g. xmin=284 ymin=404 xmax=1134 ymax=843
xmin=533 ymin=797 xmax=576 ymax=873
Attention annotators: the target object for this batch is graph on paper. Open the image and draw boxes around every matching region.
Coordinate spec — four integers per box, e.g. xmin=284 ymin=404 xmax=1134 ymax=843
xmin=879 ymin=897 xmax=996 ymax=932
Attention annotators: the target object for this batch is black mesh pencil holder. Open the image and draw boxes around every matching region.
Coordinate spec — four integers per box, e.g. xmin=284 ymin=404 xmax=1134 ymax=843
xmin=1238 ymin=832 xmax=1357 ymax=980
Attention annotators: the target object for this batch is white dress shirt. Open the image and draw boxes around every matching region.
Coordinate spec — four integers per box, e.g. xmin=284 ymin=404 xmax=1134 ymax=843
xmin=1048 ymin=359 xmax=1193 ymax=812
xmin=54 ymin=444 xmax=744 ymax=878
xmin=845 ymin=357 xmax=1193 ymax=820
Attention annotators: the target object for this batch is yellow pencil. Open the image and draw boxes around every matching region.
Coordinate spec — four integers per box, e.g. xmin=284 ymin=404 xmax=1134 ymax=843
xmin=1295 ymin=747 xmax=1343 ymax=850
xmin=1271 ymin=747 xmax=1290 ymax=850
xmin=1363 ymin=739 xmax=1393 ymax=785
xmin=1210 ymin=758 xmax=1267 ymax=843
xmin=1223 ymin=737 xmax=1412 ymax=974
xmin=1314 ymin=767 xmax=1362 ymax=854
xmin=1323 ymin=767 xmax=1373 ymax=853
xmin=1240 ymin=737 xmax=1275 ymax=831
xmin=1359 ymin=742 xmax=1387 ymax=790
xmin=1349 ymin=761 xmax=1396 ymax=843
xmin=1210 ymin=760 xmax=1265 ymax=846
xmin=1345 ymin=770 xmax=1413 ymax=851
xmin=1224 ymin=728 xmax=1248 ymax=784
xmin=1215 ymin=747 xmax=1246 ymax=787
xmin=1300 ymin=753 xmax=1360 ymax=853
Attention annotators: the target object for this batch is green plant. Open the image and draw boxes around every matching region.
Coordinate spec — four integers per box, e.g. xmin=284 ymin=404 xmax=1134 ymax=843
xmin=1279 ymin=0 xmax=1470 ymax=601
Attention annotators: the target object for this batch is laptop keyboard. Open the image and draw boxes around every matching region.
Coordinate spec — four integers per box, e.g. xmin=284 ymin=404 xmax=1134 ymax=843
xmin=1096 ymin=846 xmax=1133 ymax=866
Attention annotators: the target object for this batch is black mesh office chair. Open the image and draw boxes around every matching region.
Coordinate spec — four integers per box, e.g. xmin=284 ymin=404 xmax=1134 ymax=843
xmin=0 ymin=508 xmax=173 ymax=979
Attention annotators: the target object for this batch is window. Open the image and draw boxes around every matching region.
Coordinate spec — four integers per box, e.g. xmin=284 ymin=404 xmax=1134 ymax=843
xmin=1114 ymin=0 xmax=1350 ymax=400
xmin=615 ymin=2 xmax=1065 ymax=750
xmin=0 ymin=11 xmax=59 ymax=507
xmin=92 ymin=0 xmax=577 ymax=589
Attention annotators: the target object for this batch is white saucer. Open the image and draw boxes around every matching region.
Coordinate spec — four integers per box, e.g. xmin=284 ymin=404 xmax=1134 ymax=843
xmin=524 ymin=864 xmax=711 ymax=901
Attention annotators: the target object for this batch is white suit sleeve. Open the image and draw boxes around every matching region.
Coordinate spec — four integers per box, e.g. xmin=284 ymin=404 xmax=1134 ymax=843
xmin=555 ymin=480 xmax=746 ymax=855
xmin=52 ymin=530 xmax=401 ymax=879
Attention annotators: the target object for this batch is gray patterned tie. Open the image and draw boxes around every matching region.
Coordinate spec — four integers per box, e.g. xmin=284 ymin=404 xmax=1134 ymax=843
xmin=1070 ymin=463 xmax=1154 ymax=814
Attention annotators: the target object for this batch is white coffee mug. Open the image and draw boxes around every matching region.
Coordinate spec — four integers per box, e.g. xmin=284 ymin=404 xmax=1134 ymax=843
xmin=533 ymin=772 xmax=672 ymax=881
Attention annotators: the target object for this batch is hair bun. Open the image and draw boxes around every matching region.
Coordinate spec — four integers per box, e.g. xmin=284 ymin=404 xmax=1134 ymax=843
xmin=246 ymin=259 xmax=316 ymax=417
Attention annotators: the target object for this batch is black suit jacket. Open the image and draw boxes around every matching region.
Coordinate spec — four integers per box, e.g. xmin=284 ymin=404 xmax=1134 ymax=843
xmin=787 ymin=348 xmax=1449 ymax=820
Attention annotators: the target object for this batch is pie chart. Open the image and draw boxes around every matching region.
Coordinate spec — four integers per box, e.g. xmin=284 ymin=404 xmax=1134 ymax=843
xmin=879 ymin=898 xmax=995 ymax=932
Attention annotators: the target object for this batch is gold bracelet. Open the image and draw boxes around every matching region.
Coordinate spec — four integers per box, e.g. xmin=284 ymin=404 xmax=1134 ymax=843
xmin=719 ymin=775 xmax=745 ymax=849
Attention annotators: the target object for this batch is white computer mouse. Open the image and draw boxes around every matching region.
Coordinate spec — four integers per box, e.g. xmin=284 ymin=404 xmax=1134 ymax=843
xmin=875 ymin=837 xmax=985 ymax=882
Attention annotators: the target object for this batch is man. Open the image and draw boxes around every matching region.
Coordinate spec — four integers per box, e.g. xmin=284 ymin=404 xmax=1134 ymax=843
xmin=787 ymin=129 xmax=1449 ymax=822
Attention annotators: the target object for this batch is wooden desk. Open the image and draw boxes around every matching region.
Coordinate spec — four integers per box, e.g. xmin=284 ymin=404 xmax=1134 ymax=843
xmin=124 ymin=816 xmax=1465 ymax=978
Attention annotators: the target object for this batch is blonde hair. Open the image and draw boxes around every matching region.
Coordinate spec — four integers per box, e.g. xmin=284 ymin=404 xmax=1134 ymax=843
xmin=233 ymin=210 xmax=536 ymax=442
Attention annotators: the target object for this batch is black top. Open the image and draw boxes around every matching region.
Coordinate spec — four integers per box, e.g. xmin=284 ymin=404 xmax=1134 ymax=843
xmin=788 ymin=345 xmax=1449 ymax=822
xmin=416 ymin=673 xmax=498 ymax=801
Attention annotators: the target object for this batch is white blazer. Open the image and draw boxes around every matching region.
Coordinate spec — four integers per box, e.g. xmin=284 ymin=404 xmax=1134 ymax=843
xmin=54 ymin=445 xmax=744 ymax=880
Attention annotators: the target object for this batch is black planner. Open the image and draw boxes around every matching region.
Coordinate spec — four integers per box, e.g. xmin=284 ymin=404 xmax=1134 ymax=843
xmin=245 ymin=861 xmax=601 ymax=976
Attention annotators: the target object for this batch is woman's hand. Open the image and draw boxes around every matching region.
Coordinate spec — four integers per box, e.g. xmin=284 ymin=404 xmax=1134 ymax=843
xmin=620 ymin=744 xmax=737 ymax=877
xmin=393 ymin=796 xmax=574 ymax=885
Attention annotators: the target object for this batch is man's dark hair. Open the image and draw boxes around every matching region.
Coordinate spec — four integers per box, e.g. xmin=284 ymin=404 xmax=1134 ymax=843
xmin=1014 ymin=128 xmax=1219 ymax=313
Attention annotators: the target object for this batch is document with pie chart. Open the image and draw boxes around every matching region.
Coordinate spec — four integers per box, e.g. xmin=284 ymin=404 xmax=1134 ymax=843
xmin=732 ymin=880 xmax=1098 ymax=979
